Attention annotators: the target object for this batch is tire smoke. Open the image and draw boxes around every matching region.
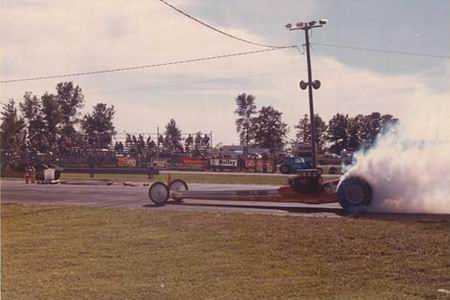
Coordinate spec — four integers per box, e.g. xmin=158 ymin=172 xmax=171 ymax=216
xmin=344 ymin=103 xmax=450 ymax=214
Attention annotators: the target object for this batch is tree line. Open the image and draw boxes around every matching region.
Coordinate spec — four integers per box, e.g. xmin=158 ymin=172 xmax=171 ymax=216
xmin=0 ymin=82 xmax=115 ymax=161
xmin=0 ymin=82 xmax=398 ymax=166
xmin=234 ymin=92 xmax=398 ymax=155
xmin=157 ymin=119 xmax=210 ymax=154
xmin=0 ymin=81 xmax=213 ymax=163
xmin=117 ymin=120 xmax=211 ymax=157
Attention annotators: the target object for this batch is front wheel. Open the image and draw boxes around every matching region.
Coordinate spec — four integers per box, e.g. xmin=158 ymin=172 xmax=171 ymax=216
xmin=148 ymin=182 xmax=169 ymax=206
xmin=337 ymin=176 xmax=372 ymax=214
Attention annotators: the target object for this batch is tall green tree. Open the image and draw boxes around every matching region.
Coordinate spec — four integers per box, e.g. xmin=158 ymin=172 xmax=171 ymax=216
xmin=41 ymin=92 xmax=63 ymax=152
xmin=294 ymin=114 xmax=327 ymax=150
xmin=295 ymin=114 xmax=311 ymax=145
xmin=346 ymin=114 xmax=364 ymax=151
xmin=252 ymin=106 xmax=288 ymax=152
xmin=326 ymin=112 xmax=399 ymax=154
xmin=81 ymin=103 xmax=116 ymax=149
xmin=20 ymin=92 xmax=46 ymax=152
xmin=0 ymin=100 xmax=25 ymax=155
xmin=326 ymin=113 xmax=349 ymax=154
xmin=358 ymin=113 xmax=398 ymax=149
xmin=56 ymin=82 xmax=84 ymax=138
xmin=358 ymin=112 xmax=381 ymax=148
xmin=163 ymin=119 xmax=182 ymax=153
xmin=234 ymin=93 xmax=257 ymax=152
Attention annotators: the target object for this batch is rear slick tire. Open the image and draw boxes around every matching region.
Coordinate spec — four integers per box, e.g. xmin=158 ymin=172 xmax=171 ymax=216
xmin=337 ymin=176 xmax=372 ymax=214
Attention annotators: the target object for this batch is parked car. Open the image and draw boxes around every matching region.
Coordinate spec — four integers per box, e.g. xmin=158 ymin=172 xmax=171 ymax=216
xmin=279 ymin=157 xmax=312 ymax=174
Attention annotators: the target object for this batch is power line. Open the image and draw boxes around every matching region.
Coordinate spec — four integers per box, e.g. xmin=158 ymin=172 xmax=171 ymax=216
xmin=157 ymin=0 xmax=449 ymax=59
xmin=158 ymin=0 xmax=292 ymax=49
xmin=0 ymin=47 xmax=295 ymax=84
xmin=312 ymin=42 xmax=450 ymax=59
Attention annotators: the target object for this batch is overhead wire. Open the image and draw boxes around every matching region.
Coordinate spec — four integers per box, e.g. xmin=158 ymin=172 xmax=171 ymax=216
xmin=3 ymin=0 xmax=447 ymax=85
xmin=312 ymin=42 xmax=450 ymax=59
xmin=0 ymin=46 xmax=295 ymax=84
xmin=157 ymin=0 xmax=293 ymax=49
xmin=157 ymin=0 xmax=448 ymax=59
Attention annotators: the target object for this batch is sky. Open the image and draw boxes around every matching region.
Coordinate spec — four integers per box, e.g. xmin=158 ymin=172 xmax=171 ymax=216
xmin=1 ymin=0 xmax=449 ymax=145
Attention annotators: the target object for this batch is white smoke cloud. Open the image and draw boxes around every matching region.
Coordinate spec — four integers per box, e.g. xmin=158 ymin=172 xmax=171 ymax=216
xmin=344 ymin=91 xmax=450 ymax=214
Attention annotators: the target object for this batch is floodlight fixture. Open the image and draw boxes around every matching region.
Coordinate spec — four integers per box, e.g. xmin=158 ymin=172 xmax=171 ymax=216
xmin=299 ymin=80 xmax=308 ymax=90
xmin=312 ymin=80 xmax=321 ymax=89
xmin=296 ymin=22 xmax=305 ymax=28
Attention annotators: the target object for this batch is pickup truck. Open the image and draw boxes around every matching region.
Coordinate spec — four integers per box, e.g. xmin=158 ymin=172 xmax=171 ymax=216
xmin=279 ymin=157 xmax=342 ymax=175
xmin=279 ymin=157 xmax=312 ymax=174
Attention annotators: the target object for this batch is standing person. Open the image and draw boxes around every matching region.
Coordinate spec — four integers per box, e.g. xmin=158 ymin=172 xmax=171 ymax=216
xmin=147 ymin=162 xmax=159 ymax=180
xmin=87 ymin=152 xmax=96 ymax=178
xmin=24 ymin=163 xmax=35 ymax=184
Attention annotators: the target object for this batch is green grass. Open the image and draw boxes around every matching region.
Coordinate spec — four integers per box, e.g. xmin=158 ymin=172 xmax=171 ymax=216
xmin=61 ymin=172 xmax=294 ymax=185
xmin=2 ymin=204 xmax=450 ymax=299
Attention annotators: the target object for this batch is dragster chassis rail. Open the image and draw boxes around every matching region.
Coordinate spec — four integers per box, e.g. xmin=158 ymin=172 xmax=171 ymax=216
xmin=147 ymin=170 xmax=373 ymax=214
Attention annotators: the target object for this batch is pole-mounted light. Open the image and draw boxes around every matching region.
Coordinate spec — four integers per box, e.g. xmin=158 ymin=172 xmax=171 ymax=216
xmin=299 ymin=80 xmax=321 ymax=90
xmin=286 ymin=19 xmax=327 ymax=169
xmin=286 ymin=18 xmax=328 ymax=31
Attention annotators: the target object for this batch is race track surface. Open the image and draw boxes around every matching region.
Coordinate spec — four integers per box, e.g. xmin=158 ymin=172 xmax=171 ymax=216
xmin=1 ymin=180 xmax=342 ymax=217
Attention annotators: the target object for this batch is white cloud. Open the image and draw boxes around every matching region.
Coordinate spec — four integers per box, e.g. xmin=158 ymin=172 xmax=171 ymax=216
xmin=1 ymin=0 xmax=449 ymax=145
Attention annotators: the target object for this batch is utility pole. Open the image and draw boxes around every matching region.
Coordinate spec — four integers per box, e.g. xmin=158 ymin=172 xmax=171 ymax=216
xmin=286 ymin=19 xmax=327 ymax=169
xmin=156 ymin=125 xmax=160 ymax=160
xmin=210 ymin=131 xmax=213 ymax=150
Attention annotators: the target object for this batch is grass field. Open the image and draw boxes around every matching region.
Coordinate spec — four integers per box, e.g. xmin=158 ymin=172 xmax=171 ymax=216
xmin=61 ymin=172 xmax=294 ymax=185
xmin=2 ymin=203 xmax=450 ymax=299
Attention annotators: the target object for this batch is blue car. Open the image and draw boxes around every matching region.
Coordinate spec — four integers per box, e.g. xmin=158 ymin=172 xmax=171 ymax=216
xmin=279 ymin=157 xmax=313 ymax=174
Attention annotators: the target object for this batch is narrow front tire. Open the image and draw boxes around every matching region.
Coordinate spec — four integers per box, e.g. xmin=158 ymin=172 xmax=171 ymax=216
xmin=148 ymin=182 xmax=169 ymax=206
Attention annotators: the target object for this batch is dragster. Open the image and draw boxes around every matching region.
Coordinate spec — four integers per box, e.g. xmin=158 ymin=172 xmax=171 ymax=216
xmin=148 ymin=169 xmax=373 ymax=214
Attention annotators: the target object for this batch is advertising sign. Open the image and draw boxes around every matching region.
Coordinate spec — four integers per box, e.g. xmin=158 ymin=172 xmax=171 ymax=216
xmin=210 ymin=158 xmax=238 ymax=168
xmin=117 ymin=157 xmax=129 ymax=167
xmin=182 ymin=158 xmax=208 ymax=170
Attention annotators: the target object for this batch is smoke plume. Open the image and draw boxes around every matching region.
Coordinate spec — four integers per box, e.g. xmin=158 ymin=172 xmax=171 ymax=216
xmin=344 ymin=100 xmax=450 ymax=214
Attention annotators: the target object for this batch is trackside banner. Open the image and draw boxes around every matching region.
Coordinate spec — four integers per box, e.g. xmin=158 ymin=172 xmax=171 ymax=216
xmin=210 ymin=159 xmax=238 ymax=168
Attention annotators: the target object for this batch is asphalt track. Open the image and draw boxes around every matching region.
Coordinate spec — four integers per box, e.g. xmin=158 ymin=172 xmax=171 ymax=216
xmin=1 ymin=179 xmax=342 ymax=217
xmin=3 ymin=180 xmax=450 ymax=221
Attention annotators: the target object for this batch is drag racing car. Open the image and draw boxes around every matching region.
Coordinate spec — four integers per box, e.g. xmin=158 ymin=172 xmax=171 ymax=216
xmin=147 ymin=169 xmax=373 ymax=214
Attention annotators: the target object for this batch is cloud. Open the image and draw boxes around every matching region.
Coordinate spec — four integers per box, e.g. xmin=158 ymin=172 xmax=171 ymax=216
xmin=1 ymin=0 xmax=449 ymax=145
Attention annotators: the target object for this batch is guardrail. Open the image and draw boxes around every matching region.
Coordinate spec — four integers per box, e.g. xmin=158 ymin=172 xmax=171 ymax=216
xmin=63 ymin=167 xmax=157 ymax=175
